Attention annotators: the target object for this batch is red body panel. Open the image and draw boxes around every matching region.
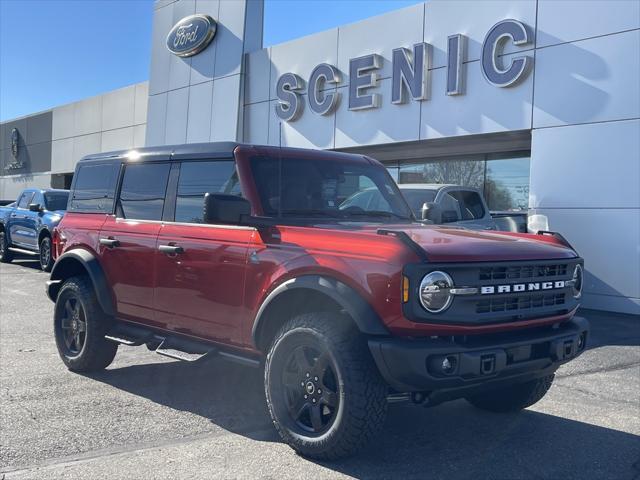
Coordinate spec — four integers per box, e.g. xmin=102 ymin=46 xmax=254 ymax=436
xmin=56 ymin=146 xmax=580 ymax=351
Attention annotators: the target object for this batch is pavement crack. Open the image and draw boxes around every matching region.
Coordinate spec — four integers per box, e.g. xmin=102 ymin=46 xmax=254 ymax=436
xmin=557 ymin=361 xmax=640 ymax=379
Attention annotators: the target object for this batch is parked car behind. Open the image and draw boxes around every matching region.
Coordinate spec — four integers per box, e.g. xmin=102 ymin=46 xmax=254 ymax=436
xmin=0 ymin=188 xmax=69 ymax=271
xmin=341 ymin=183 xmax=498 ymax=230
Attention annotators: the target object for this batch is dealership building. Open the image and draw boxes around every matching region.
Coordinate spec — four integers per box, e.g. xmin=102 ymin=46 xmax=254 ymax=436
xmin=0 ymin=0 xmax=638 ymax=315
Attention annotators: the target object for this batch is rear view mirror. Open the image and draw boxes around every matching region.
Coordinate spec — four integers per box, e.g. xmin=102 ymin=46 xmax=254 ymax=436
xmin=28 ymin=203 xmax=43 ymax=212
xmin=203 ymin=193 xmax=251 ymax=224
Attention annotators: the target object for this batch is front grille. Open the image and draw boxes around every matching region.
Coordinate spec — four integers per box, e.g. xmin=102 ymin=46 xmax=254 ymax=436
xmin=476 ymin=293 xmax=566 ymax=314
xmin=479 ymin=263 xmax=568 ymax=281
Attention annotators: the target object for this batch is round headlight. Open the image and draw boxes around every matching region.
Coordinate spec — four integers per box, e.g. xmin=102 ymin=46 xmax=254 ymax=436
xmin=419 ymin=271 xmax=454 ymax=313
xmin=572 ymin=264 xmax=583 ymax=299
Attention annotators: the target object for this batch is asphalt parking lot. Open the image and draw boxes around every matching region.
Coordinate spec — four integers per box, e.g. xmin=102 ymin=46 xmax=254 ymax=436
xmin=1 ymin=258 xmax=639 ymax=479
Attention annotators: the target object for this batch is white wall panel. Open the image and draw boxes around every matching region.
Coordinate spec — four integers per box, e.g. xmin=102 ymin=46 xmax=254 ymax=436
xmin=50 ymin=138 xmax=74 ymax=173
xmin=168 ymin=0 xmax=195 ymax=91
xmin=214 ymin=0 xmax=247 ymax=79
xmin=146 ymin=93 xmax=168 ymax=146
xmin=533 ymin=30 xmax=640 ymax=128
xmin=72 ymin=133 xmax=101 ymax=161
xmin=530 ymin=119 xmax=640 ymax=209
xmin=101 ymin=127 xmax=134 ymax=153
xmin=424 ymin=0 xmax=536 ymax=69
xmin=210 ymin=75 xmax=242 ymax=142
xmin=74 ymin=96 xmax=103 ymax=137
xmin=337 ymin=3 xmax=425 ymax=83
xmin=335 ymin=79 xmax=420 ymax=148
xmin=101 ymin=85 xmax=136 ymax=131
xmin=51 ymin=104 xmax=75 ymax=140
xmin=243 ymin=102 xmax=269 ymax=144
xmin=165 ymin=87 xmax=189 ymax=145
xmin=421 ymin=56 xmax=533 ymax=139
xmin=529 ymin=207 xmax=640 ymax=315
xmin=268 ymin=96 xmax=335 ymax=149
xmin=269 ymin=29 xmax=339 ymax=100
xmin=0 ymin=174 xmax=51 ymax=201
xmin=245 ymin=48 xmax=271 ymax=104
xmin=186 ymin=80 xmax=214 ymax=143
xmin=148 ymin=1 xmax=174 ymax=95
xmin=190 ymin=0 xmax=220 ymax=85
xmin=537 ymin=0 xmax=640 ymax=48
xmin=134 ymin=82 xmax=149 ymax=125
xmin=133 ymin=125 xmax=146 ymax=148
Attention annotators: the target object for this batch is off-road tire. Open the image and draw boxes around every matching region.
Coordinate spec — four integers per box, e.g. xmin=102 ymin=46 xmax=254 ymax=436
xmin=0 ymin=230 xmax=13 ymax=263
xmin=466 ymin=374 xmax=555 ymax=413
xmin=265 ymin=312 xmax=388 ymax=460
xmin=54 ymin=275 xmax=118 ymax=372
xmin=39 ymin=235 xmax=54 ymax=272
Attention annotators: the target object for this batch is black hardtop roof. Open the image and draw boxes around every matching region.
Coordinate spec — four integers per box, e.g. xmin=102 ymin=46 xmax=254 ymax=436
xmin=77 ymin=142 xmax=371 ymax=165
xmin=79 ymin=142 xmax=241 ymax=163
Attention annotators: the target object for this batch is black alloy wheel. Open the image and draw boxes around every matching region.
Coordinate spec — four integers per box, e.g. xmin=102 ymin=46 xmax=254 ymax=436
xmin=282 ymin=344 xmax=340 ymax=434
xmin=59 ymin=297 xmax=87 ymax=356
xmin=39 ymin=236 xmax=53 ymax=271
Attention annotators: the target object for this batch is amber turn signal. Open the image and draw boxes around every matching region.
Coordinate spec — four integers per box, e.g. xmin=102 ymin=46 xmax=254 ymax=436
xmin=402 ymin=275 xmax=410 ymax=303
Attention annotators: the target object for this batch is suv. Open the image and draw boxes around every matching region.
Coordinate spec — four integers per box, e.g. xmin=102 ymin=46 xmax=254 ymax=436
xmin=47 ymin=143 xmax=588 ymax=459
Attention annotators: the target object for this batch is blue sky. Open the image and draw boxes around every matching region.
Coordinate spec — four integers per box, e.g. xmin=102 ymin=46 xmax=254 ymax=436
xmin=0 ymin=0 xmax=421 ymax=121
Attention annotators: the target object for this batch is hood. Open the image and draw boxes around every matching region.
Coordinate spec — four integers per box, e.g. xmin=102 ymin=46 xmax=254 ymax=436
xmin=359 ymin=224 xmax=577 ymax=262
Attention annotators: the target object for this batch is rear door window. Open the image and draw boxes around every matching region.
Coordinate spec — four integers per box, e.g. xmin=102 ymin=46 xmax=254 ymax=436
xmin=117 ymin=163 xmax=171 ymax=221
xmin=448 ymin=190 xmax=486 ymax=220
xmin=174 ymin=160 xmax=239 ymax=223
xmin=70 ymin=162 xmax=120 ymax=212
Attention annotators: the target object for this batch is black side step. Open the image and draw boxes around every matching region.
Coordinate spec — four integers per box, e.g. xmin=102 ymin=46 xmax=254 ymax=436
xmin=105 ymin=324 xmax=154 ymax=346
xmin=105 ymin=322 xmax=261 ymax=367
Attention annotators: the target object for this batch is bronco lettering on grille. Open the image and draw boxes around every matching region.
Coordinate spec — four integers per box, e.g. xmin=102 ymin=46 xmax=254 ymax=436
xmin=480 ymin=281 xmax=567 ymax=295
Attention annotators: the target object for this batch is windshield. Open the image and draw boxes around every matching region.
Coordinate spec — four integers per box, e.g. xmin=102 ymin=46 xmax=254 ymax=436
xmin=44 ymin=191 xmax=69 ymax=211
xmin=250 ymin=156 xmax=412 ymax=222
xmin=400 ymin=189 xmax=438 ymax=217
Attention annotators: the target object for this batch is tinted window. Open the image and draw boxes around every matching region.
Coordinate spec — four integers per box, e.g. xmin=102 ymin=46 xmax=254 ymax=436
xmin=440 ymin=193 xmax=462 ymax=223
xmin=401 ymin=189 xmax=437 ymax=217
xmin=70 ymin=162 xmax=120 ymax=212
xmin=174 ymin=161 xmax=239 ymax=223
xmin=44 ymin=192 xmax=69 ymax=211
xmin=17 ymin=191 xmax=34 ymax=209
xmin=448 ymin=190 xmax=485 ymax=220
xmin=250 ymin=156 xmax=411 ymax=222
xmin=117 ymin=163 xmax=170 ymax=221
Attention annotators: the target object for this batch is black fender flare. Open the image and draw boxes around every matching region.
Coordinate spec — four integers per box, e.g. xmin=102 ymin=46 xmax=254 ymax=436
xmin=47 ymin=249 xmax=115 ymax=316
xmin=251 ymin=275 xmax=388 ymax=348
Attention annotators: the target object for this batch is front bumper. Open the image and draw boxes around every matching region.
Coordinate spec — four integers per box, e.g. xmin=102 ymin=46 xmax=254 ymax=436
xmin=369 ymin=316 xmax=589 ymax=400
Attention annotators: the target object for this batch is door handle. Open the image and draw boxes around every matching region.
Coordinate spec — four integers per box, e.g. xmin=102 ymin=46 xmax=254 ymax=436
xmin=10 ymin=213 xmax=17 ymax=218
xmin=158 ymin=244 xmax=184 ymax=255
xmin=99 ymin=237 xmax=120 ymax=248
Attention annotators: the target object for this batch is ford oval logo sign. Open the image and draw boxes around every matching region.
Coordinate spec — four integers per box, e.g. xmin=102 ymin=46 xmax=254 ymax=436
xmin=166 ymin=14 xmax=216 ymax=58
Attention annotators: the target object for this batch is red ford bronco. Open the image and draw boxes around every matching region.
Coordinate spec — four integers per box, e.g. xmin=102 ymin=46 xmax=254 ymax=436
xmin=48 ymin=143 xmax=588 ymax=459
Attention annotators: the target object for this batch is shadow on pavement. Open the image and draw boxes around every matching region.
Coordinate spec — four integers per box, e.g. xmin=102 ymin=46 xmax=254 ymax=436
xmin=580 ymin=308 xmax=640 ymax=348
xmin=90 ymin=353 xmax=640 ymax=480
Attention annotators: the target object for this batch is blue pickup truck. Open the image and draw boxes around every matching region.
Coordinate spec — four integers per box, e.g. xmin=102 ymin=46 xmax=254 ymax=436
xmin=0 ymin=188 xmax=69 ymax=271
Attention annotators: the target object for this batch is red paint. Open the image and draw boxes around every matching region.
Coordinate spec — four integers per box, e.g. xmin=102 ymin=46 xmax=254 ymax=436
xmin=56 ymin=146 xmax=580 ymax=351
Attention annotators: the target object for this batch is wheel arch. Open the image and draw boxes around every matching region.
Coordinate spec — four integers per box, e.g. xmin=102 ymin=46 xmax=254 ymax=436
xmin=252 ymin=275 xmax=388 ymax=352
xmin=38 ymin=227 xmax=50 ymax=244
xmin=48 ymin=249 xmax=115 ymax=316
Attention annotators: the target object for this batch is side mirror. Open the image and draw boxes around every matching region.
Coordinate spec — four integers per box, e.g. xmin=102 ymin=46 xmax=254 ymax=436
xmin=28 ymin=203 xmax=43 ymax=212
xmin=421 ymin=202 xmax=440 ymax=223
xmin=203 ymin=193 xmax=251 ymax=225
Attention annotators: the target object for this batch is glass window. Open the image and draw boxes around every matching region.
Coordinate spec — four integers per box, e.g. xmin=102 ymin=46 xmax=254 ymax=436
xmin=485 ymin=155 xmax=530 ymax=211
xmin=439 ymin=193 xmax=462 ymax=223
xmin=398 ymin=156 xmax=485 ymax=189
xmin=174 ymin=161 xmax=239 ymax=223
xmin=70 ymin=162 xmax=120 ymax=212
xmin=400 ymin=189 xmax=438 ymax=218
xmin=44 ymin=191 xmax=69 ymax=211
xmin=250 ymin=156 xmax=411 ymax=222
xmin=117 ymin=163 xmax=170 ymax=221
xmin=17 ymin=191 xmax=34 ymax=209
xmin=448 ymin=190 xmax=486 ymax=219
